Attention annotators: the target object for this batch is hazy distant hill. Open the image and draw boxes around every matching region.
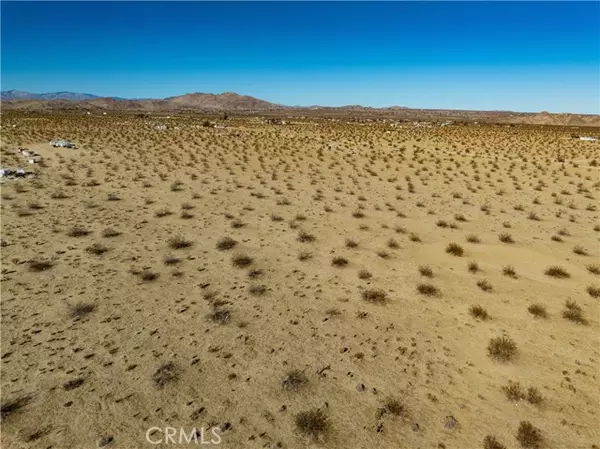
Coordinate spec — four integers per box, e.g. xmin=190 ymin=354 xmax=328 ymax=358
xmin=2 ymin=90 xmax=599 ymax=127
xmin=1 ymin=90 xmax=101 ymax=101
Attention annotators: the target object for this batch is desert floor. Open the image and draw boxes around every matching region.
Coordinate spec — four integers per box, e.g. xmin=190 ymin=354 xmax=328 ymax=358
xmin=1 ymin=115 xmax=599 ymax=449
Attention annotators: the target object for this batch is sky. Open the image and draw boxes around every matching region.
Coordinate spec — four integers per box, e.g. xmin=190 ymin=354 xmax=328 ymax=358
xmin=1 ymin=1 xmax=599 ymax=113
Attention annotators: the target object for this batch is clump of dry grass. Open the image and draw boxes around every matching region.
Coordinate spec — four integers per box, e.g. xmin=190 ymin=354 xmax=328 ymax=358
xmin=297 ymin=231 xmax=316 ymax=243
xmin=498 ymin=232 xmax=514 ymax=243
xmin=445 ymin=242 xmax=464 ymax=256
xmin=216 ymin=237 xmax=237 ymax=250
xmin=249 ymin=284 xmax=267 ymax=296
xmin=168 ymin=236 xmax=192 ymax=249
xmin=208 ymin=309 xmax=231 ymax=325
xmin=417 ymin=283 xmax=440 ymax=297
xmin=487 ymin=336 xmax=517 ymax=362
xmin=586 ymin=264 xmax=600 ymax=275
xmin=232 ymin=254 xmax=253 ymax=268
xmin=544 ymin=265 xmax=570 ymax=278
xmin=298 ymin=251 xmax=313 ymax=261
xmin=419 ymin=265 xmax=433 ymax=277
xmin=527 ymin=304 xmax=548 ymax=318
xmin=358 ymin=269 xmax=372 ymax=280
xmin=562 ymin=300 xmax=586 ymax=324
xmin=477 ymin=279 xmax=493 ymax=292
xmin=0 ymin=395 xmax=31 ymax=420
xmin=516 ymin=421 xmax=542 ymax=448
xmin=28 ymin=259 xmax=54 ymax=272
xmin=468 ymin=261 xmax=480 ymax=273
xmin=586 ymin=285 xmax=600 ymax=298
xmin=382 ymin=398 xmax=405 ymax=416
xmin=141 ymin=271 xmax=159 ymax=282
xmin=295 ymin=409 xmax=329 ymax=441
xmin=68 ymin=226 xmax=90 ymax=237
xmin=70 ymin=302 xmax=95 ymax=319
xmin=483 ymin=435 xmax=507 ymax=449
xmin=573 ymin=245 xmax=588 ymax=256
xmin=281 ymin=369 xmax=308 ymax=391
xmin=152 ymin=362 xmax=178 ymax=389
xmin=345 ymin=238 xmax=359 ymax=248
xmin=85 ymin=243 xmax=109 ymax=255
xmin=502 ymin=265 xmax=517 ymax=278
xmin=102 ymin=228 xmax=121 ymax=238
xmin=332 ymin=256 xmax=349 ymax=267
xmin=469 ymin=305 xmax=489 ymax=320
xmin=361 ymin=289 xmax=388 ymax=304
xmin=502 ymin=381 xmax=524 ymax=401
xmin=466 ymin=234 xmax=481 ymax=243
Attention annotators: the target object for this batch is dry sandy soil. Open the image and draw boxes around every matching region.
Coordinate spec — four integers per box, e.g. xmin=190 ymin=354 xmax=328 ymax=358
xmin=1 ymin=114 xmax=599 ymax=449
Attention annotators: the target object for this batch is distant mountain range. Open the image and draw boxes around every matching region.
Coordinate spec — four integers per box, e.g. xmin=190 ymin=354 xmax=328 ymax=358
xmin=2 ymin=90 xmax=599 ymax=127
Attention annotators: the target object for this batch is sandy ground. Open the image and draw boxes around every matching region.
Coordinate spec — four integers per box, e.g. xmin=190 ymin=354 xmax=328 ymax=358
xmin=1 ymin=115 xmax=599 ymax=449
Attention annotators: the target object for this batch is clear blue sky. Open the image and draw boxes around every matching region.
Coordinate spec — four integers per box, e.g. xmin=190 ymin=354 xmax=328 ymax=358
xmin=2 ymin=1 xmax=599 ymax=113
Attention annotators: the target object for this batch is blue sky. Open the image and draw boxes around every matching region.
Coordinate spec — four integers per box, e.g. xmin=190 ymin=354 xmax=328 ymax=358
xmin=1 ymin=2 xmax=599 ymax=113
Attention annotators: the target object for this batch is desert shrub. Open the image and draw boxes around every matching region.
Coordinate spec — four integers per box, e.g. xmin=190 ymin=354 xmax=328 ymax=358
xmin=281 ymin=369 xmax=308 ymax=391
xmin=466 ymin=234 xmax=481 ymax=243
xmin=382 ymin=398 xmax=405 ymax=416
xmin=332 ymin=257 xmax=349 ymax=267
xmin=358 ymin=269 xmax=372 ymax=280
xmin=298 ymin=251 xmax=313 ymax=261
xmin=527 ymin=304 xmax=548 ymax=318
xmin=345 ymin=239 xmax=359 ymax=248
xmin=419 ymin=265 xmax=433 ymax=277
xmin=387 ymin=238 xmax=399 ymax=249
xmin=70 ymin=302 xmax=95 ymax=319
xmin=249 ymin=285 xmax=267 ymax=296
xmin=586 ymin=264 xmax=600 ymax=275
xmin=102 ymin=228 xmax=121 ymax=238
xmin=168 ymin=236 xmax=192 ymax=249
xmin=232 ymin=254 xmax=253 ymax=268
xmin=85 ymin=243 xmax=109 ymax=255
xmin=573 ymin=245 xmax=588 ymax=256
xmin=295 ymin=409 xmax=329 ymax=441
xmin=483 ymin=435 xmax=506 ymax=449
xmin=445 ymin=243 xmax=464 ymax=256
xmin=297 ymin=231 xmax=316 ymax=243
xmin=141 ymin=271 xmax=159 ymax=282
xmin=152 ymin=362 xmax=178 ymax=388
xmin=361 ymin=289 xmax=387 ymax=304
xmin=498 ymin=232 xmax=514 ymax=243
xmin=477 ymin=279 xmax=493 ymax=292
xmin=468 ymin=261 xmax=480 ymax=273
xmin=586 ymin=285 xmax=600 ymax=298
xmin=516 ymin=421 xmax=542 ymax=448
xmin=502 ymin=265 xmax=517 ymax=278
xmin=544 ymin=265 xmax=570 ymax=278
xmin=216 ymin=237 xmax=237 ymax=250
xmin=502 ymin=381 xmax=524 ymax=401
xmin=469 ymin=305 xmax=489 ymax=320
xmin=526 ymin=387 xmax=544 ymax=405
xmin=487 ymin=336 xmax=517 ymax=362
xmin=28 ymin=260 xmax=54 ymax=272
xmin=562 ymin=300 xmax=586 ymax=324
xmin=68 ymin=226 xmax=90 ymax=237
xmin=417 ymin=283 xmax=440 ymax=296
xmin=208 ymin=309 xmax=231 ymax=325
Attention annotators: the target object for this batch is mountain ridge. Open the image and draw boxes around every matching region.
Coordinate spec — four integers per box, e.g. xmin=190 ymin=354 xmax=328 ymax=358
xmin=2 ymin=90 xmax=599 ymax=127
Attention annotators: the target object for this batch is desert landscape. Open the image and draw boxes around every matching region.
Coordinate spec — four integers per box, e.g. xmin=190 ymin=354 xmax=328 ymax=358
xmin=1 ymin=109 xmax=599 ymax=449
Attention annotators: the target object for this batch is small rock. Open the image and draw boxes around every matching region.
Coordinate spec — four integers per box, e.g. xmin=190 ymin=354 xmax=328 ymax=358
xmin=356 ymin=383 xmax=365 ymax=392
xmin=444 ymin=415 xmax=457 ymax=430
xmin=98 ymin=436 xmax=113 ymax=447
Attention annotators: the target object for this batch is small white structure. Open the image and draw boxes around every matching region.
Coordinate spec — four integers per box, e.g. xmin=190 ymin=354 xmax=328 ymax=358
xmin=50 ymin=140 xmax=77 ymax=148
xmin=579 ymin=136 xmax=598 ymax=142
